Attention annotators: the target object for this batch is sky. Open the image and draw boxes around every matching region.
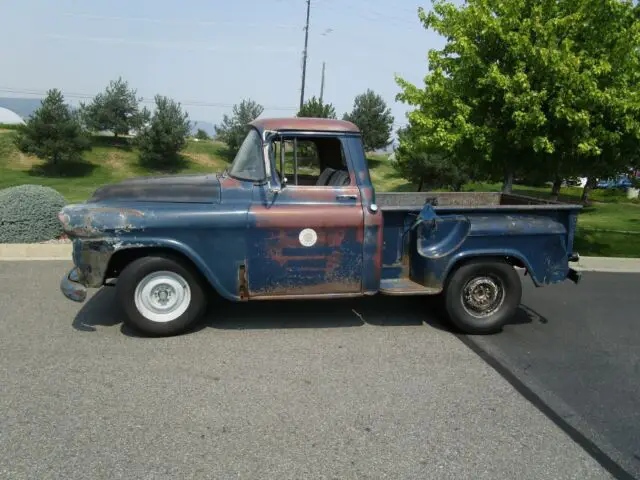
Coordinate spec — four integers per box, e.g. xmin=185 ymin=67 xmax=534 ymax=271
xmin=1 ymin=0 xmax=445 ymax=133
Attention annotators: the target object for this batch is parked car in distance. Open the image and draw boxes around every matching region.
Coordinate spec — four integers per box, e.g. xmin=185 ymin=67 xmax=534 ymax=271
xmin=58 ymin=118 xmax=583 ymax=337
xmin=596 ymin=175 xmax=634 ymax=190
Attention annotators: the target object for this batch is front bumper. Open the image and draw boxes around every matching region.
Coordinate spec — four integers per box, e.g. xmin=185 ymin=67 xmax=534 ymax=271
xmin=60 ymin=267 xmax=88 ymax=303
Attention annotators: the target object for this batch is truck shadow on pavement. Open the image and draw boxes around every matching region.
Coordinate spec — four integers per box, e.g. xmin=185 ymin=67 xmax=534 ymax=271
xmin=72 ymin=287 xmax=546 ymax=336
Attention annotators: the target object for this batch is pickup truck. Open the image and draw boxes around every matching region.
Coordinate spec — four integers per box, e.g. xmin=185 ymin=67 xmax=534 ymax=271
xmin=58 ymin=118 xmax=582 ymax=336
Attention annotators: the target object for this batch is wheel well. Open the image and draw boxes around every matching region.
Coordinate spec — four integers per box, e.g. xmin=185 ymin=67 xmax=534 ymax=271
xmin=446 ymin=255 xmax=526 ymax=282
xmin=105 ymin=247 xmax=208 ymax=286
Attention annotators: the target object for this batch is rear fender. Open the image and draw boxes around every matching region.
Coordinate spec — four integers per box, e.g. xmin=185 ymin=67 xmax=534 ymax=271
xmin=442 ymin=248 xmax=561 ymax=287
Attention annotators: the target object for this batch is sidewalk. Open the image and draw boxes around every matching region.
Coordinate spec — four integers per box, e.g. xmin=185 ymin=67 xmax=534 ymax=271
xmin=1 ymin=243 xmax=640 ymax=273
xmin=574 ymin=256 xmax=640 ymax=273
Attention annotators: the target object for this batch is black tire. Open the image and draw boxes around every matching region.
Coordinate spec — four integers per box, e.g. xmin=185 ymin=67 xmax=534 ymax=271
xmin=443 ymin=258 xmax=522 ymax=334
xmin=116 ymin=255 xmax=207 ymax=336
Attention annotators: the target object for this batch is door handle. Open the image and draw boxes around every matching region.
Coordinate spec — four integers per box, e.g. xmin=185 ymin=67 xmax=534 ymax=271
xmin=336 ymin=194 xmax=357 ymax=201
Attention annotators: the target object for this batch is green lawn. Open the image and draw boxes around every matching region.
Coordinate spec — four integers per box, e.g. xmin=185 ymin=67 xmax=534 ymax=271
xmin=0 ymin=130 xmax=229 ymax=203
xmin=2 ymin=132 xmax=639 ymax=256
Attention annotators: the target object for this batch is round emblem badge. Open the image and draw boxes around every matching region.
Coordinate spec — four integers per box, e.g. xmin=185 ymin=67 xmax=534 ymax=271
xmin=299 ymin=228 xmax=318 ymax=247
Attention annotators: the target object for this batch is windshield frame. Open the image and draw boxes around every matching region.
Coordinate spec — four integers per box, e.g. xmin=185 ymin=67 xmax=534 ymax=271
xmin=227 ymin=127 xmax=267 ymax=183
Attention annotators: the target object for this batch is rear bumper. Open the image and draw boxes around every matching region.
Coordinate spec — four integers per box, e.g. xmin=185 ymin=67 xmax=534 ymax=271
xmin=567 ymin=267 xmax=582 ymax=284
xmin=60 ymin=267 xmax=87 ymax=303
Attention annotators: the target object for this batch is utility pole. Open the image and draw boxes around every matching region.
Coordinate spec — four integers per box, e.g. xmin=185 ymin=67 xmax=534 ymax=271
xmin=299 ymin=0 xmax=311 ymax=110
xmin=319 ymin=62 xmax=325 ymax=103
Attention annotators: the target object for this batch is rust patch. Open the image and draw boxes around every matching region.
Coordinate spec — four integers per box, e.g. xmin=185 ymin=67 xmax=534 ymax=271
xmin=283 ymin=186 xmax=361 ymax=203
xmin=220 ymin=176 xmax=243 ymax=189
xmin=251 ymin=204 xmax=363 ymax=229
xmin=88 ymin=207 xmax=145 ymax=217
xmin=363 ymin=205 xmax=383 ymax=277
xmin=251 ymin=279 xmax=361 ymax=297
xmin=423 ymin=271 xmax=442 ymax=290
xmin=238 ymin=265 xmax=248 ymax=300
xmin=250 ymin=117 xmax=359 ymax=134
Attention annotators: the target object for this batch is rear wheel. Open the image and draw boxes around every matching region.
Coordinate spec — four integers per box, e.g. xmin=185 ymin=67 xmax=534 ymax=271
xmin=444 ymin=258 xmax=522 ymax=334
xmin=117 ymin=256 xmax=207 ymax=336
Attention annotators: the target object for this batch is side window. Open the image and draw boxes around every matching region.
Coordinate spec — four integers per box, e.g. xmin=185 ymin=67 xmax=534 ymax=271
xmin=272 ymin=136 xmax=350 ymax=187
xmin=294 ymin=140 xmax=320 ymax=177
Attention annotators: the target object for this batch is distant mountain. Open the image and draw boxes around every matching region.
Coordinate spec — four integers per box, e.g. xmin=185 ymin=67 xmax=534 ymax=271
xmin=191 ymin=121 xmax=216 ymax=137
xmin=0 ymin=98 xmax=43 ymax=119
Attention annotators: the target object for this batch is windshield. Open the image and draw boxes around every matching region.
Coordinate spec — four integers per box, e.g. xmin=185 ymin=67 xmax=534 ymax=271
xmin=228 ymin=128 xmax=265 ymax=182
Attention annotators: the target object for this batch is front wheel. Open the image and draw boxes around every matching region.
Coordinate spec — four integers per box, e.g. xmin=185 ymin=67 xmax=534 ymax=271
xmin=117 ymin=256 xmax=207 ymax=336
xmin=444 ymin=259 xmax=522 ymax=334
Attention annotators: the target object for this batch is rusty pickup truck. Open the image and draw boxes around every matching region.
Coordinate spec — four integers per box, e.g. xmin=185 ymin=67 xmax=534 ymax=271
xmin=58 ymin=118 xmax=582 ymax=336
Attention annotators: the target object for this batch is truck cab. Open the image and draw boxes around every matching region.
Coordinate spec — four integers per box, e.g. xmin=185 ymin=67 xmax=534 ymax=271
xmin=59 ymin=118 xmax=582 ymax=336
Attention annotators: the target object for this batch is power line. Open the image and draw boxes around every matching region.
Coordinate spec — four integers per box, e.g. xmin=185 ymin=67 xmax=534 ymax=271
xmin=44 ymin=34 xmax=299 ymax=54
xmin=63 ymin=12 xmax=300 ymax=30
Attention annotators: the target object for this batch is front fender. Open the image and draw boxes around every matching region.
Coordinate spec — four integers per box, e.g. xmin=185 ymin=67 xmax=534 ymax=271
xmin=75 ymin=237 xmax=241 ymax=301
xmin=115 ymin=238 xmax=240 ymax=301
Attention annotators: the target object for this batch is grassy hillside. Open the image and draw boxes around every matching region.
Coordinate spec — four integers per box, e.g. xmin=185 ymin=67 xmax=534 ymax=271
xmin=0 ymin=129 xmax=229 ymax=203
xmin=1 ymin=128 xmax=639 ymax=256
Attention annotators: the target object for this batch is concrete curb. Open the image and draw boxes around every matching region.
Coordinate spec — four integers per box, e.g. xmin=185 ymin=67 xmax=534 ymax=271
xmin=573 ymin=257 xmax=640 ymax=274
xmin=0 ymin=243 xmax=72 ymax=261
xmin=1 ymin=243 xmax=640 ymax=273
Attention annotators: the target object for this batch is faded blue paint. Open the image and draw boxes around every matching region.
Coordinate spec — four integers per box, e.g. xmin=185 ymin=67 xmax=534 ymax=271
xmin=59 ymin=125 xmax=582 ymax=305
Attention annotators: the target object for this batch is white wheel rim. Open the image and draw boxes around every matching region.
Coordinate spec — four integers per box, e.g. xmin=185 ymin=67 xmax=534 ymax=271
xmin=134 ymin=271 xmax=191 ymax=323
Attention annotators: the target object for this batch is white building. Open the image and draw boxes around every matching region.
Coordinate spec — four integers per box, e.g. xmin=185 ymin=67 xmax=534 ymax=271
xmin=0 ymin=107 xmax=25 ymax=125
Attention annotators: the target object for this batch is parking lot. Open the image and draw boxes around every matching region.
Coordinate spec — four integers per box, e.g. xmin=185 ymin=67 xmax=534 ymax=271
xmin=1 ymin=261 xmax=637 ymax=479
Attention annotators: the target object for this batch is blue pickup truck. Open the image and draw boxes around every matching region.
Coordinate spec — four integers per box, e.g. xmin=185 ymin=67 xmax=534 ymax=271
xmin=58 ymin=118 xmax=582 ymax=336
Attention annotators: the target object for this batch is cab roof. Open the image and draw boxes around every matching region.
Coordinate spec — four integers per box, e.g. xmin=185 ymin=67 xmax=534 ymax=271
xmin=249 ymin=117 xmax=360 ymax=135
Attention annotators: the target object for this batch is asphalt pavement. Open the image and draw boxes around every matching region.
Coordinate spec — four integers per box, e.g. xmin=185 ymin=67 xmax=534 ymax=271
xmin=466 ymin=271 xmax=640 ymax=479
xmin=0 ymin=261 xmax=626 ymax=479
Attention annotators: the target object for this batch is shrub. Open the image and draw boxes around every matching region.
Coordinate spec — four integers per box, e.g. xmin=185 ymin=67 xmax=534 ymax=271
xmin=0 ymin=185 xmax=66 ymax=243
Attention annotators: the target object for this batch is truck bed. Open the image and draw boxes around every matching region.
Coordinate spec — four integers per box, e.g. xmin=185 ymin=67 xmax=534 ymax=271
xmin=376 ymin=191 xmax=580 ymax=211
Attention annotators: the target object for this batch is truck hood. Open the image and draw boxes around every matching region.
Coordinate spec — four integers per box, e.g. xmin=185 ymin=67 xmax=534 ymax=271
xmin=89 ymin=174 xmax=221 ymax=204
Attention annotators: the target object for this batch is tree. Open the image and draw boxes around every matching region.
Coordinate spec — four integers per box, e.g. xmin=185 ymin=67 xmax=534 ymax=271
xmin=194 ymin=128 xmax=210 ymax=141
xmin=81 ymin=77 xmax=149 ymax=137
xmin=343 ymin=89 xmax=394 ymax=152
xmin=215 ymin=99 xmax=264 ymax=154
xmin=297 ymin=96 xmax=337 ymax=119
xmin=395 ymin=0 xmax=640 ymax=199
xmin=14 ymin=89 xmax=90 ymax=170
xmin=394 ymin=126 xmax=472 ymax=191
xmin=136 ymin=95 xmax=191 ymax=169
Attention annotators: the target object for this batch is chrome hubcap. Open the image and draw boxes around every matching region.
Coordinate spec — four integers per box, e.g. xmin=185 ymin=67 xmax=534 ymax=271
xmin=462 ymin=276 xmax=505 ymax=318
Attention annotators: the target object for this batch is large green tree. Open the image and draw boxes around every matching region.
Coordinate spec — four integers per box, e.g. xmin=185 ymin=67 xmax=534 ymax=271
xmin=297 ymin=96 xmax=337 ymax=119
xmin=81 ymin=77 xmax=149 ymax=137
xmin=395 ymin=0 xmax=640 ymax=199
xmin=343 ymin=89 xmax=394 ymax=152
xmin=14 ymin=89 xmax=90 ymax=169
xmin=215 ymin=99 xmax=264 ymax=154
xmin=136 ymin=95 xmax=191 ymax=169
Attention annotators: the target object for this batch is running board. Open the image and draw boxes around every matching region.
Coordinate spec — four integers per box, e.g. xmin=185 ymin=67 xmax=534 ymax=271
xmin=379 ymin=278 xmax=442 ymax=296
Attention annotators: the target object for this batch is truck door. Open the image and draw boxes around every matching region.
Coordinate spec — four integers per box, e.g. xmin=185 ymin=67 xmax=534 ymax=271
xmin=246 ymin=134 xmax=365 ymax=298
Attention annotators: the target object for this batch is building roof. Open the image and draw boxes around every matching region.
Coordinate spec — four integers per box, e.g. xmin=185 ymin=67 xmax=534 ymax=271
xmin=0 ymin=107 xmax=25 ymax=125
xmin=250 ymin=117 xmax=360 ymax=134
